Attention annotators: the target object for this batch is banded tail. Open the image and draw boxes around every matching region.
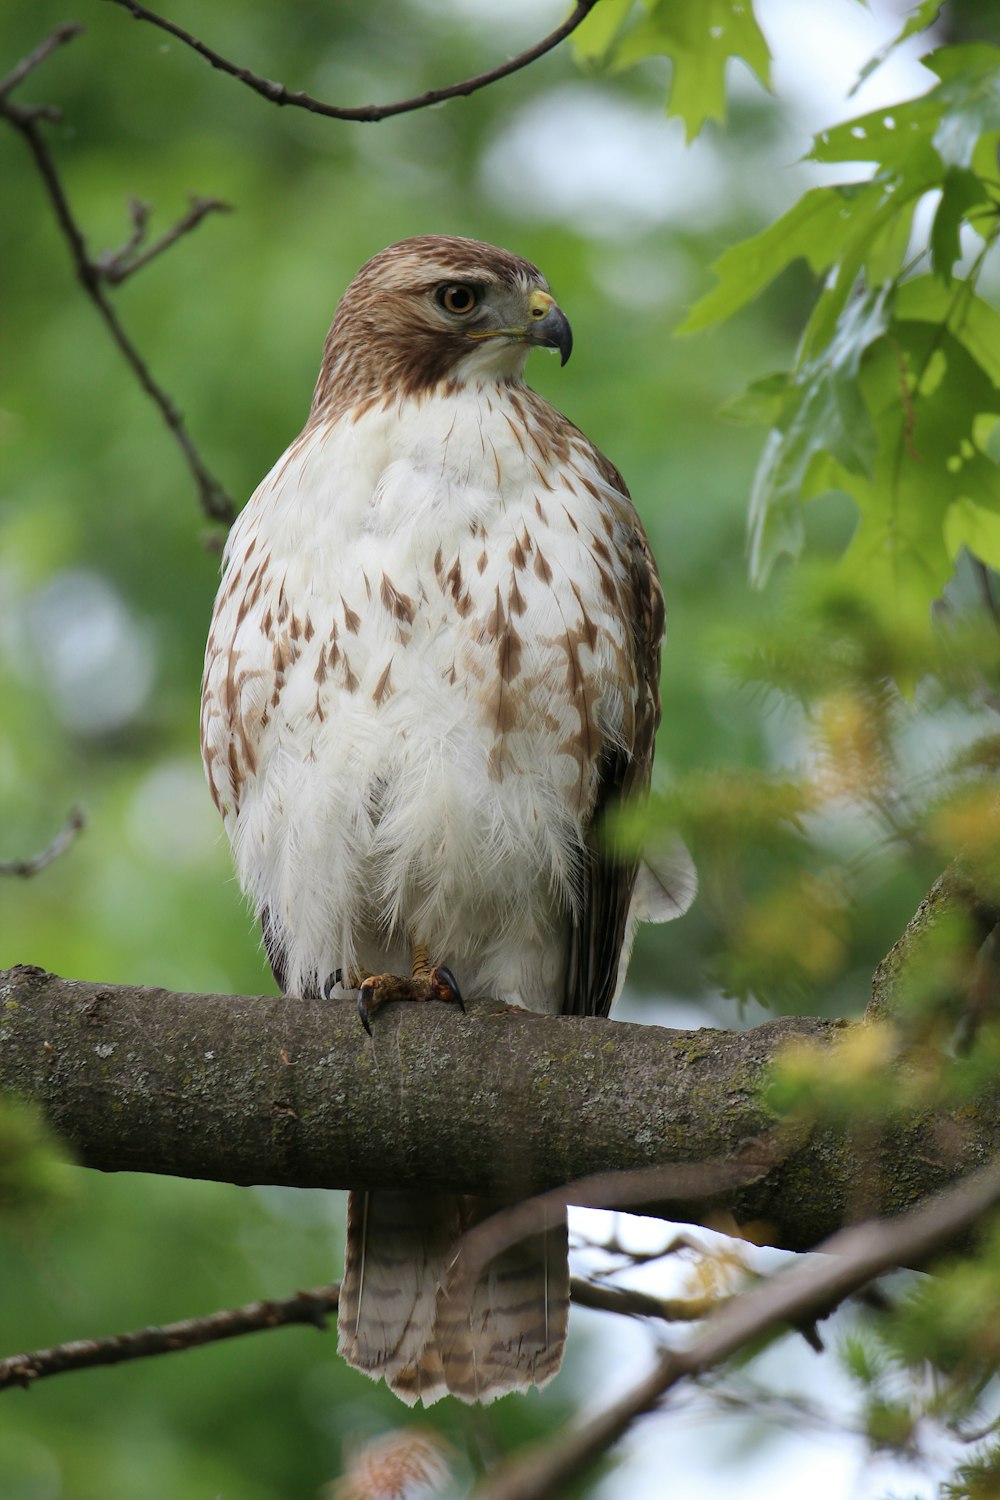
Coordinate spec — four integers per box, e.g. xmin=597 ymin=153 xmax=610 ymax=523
xmin=337 ymin=1190 xmax=569 ymax=1404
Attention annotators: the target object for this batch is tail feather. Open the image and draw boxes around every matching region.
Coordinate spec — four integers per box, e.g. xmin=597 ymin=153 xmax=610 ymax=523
xmin=338 ymin=1191 xmax=456 ymax=1406
xmin=436 ymin=1197 xmax=569 ymax=1402
xmin=338 ymin=1190 xmax=569 ymax=1405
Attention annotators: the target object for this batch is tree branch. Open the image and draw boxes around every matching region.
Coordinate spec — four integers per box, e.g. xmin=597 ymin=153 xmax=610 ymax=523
xmin=440 ymin=1137 xmax=792 ymax=1326
xmin=2 ymin=966 xmax=999 ymax=1254
xmin=0 ymin=25 xmax=235 ymax=527
xmin=97 ymin=193 xmax=231 ymax=286
xmin=0 ymin=1274 xmax=702 ymax=1394
xmin=473 ymin=1154 xmax=1000 ymax=1500
xmin=0 ymin=1285 xmax=338 ymax=1391
xmin=107 ymin=0 xmax=599 ymax=122
xmin=0 ymin=21 xmax=83 ymax=101
xmin=0 ymin=807 xmax=84 ymax=877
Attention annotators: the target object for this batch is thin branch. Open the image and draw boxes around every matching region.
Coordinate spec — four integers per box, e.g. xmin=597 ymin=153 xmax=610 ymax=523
xmin=0 ymin=25 xmax=235 ymax=527
xmin=0 ymin=1271 xmax=711 ymax=1395
xmin=471 ymin=1155 xmax=1000 ymax=1500
xmin=98 ymin=193 xmax=232 ymax=286
xmin=97 ymin=194 xmax=152 ymax=277
xmin=0 ymin=1285 xmax=339 ymax=1391
xmin=0 ymin=22 xmax=83 ymax=101
xmin=107 ymin=0 xmax=599 ymax=122
xmin=568 ymin=1277 xmax=723 ymax=1324
xmin=442 ymin=1132 xmax=795 ymax=1322
xmin=0 ymin=807 xmax=85 ymax=878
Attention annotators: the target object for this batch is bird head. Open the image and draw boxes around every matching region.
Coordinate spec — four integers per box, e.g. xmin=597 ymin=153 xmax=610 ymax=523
xmin=313 ymin=235 xmax=573 ymax=416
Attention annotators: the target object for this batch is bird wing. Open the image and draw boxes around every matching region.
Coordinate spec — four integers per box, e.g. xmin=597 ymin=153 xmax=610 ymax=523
xmin=561 ymin=448 xmax=666 ymax=1019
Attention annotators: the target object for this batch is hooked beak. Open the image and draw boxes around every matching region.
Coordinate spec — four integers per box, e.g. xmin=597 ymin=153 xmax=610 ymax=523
xmin=466 ymin=288 xmax=573 ymax=366
xmin=523 ymin=289 xmax=573 ymax=366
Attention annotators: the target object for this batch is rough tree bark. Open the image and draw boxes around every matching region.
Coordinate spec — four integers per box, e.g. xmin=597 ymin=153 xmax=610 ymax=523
xmin=3 ymin=963 xmax=999 ymax=1253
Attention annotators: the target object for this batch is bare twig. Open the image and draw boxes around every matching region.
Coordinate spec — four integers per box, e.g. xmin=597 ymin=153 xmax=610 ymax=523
xmin=569 ymin=1277 xmax=723 ymax=1324
xmin=442 ymin=1131 xmax=794 ymax=1321
xmin=0 ymin=1270 xmax=708 ymax=1394
xmin=0 ymin=1284 xmax=339 ymax=1391
xmin=0 ymin=25 xmax=235 ymax=526
xmin=0 ymin=807 xmax=85 ymax=878
xmin=98 ymin=193 xmax=232 ymax=285
xmin=107 ymin=0 xmax=599 ymax=121
xmin=471 ymin=1155 xmax=1000 ymax=1500
xmin=0 ymin=22 xmax=83 ymax=101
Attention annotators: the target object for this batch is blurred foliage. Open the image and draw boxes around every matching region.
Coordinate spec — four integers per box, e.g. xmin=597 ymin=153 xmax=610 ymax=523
xmin=7 ymin=0 xmax=1000 ymax=1495
xmin=831 ymin=1221 xmax=1000 ymax=1498
xmin=0 ymin=1095 xmax=73 ymax=1217
xmin=682 ymin=13 xmax=1000 ymax=614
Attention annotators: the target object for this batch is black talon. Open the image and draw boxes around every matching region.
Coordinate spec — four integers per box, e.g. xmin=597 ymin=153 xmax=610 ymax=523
xmin=357 ymin=982 xmax=374 ymax=1037
xmin=322 ymin=970 xmax=343 ymax=1001
xmin=433 ymin=965 xmax=465 ymax=1011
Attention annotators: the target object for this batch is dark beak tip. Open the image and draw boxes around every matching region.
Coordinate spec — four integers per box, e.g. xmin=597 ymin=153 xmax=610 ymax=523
xmin=548 ymin=307 xmax=573 ymax=367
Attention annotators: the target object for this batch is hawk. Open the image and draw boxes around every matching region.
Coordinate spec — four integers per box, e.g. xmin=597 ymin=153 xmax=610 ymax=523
xmin=201 ymin=235 xmax=695 ymax=1404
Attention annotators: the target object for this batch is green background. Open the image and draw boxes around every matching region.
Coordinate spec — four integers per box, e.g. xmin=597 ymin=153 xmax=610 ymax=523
xmin=0 ymin=2 xmax=935 ymax=1494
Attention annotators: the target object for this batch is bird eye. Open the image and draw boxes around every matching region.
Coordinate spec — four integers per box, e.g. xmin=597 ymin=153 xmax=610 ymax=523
xmin=436 ymin=283 xmax=479 ymax=316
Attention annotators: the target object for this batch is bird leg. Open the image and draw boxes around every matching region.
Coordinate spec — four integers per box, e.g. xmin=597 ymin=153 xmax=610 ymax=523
xmin=355 ymin=940 xmax=464 ymax=1035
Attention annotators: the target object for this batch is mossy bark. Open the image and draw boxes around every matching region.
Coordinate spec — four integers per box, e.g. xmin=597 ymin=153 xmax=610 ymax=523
xmin=4 ymin=964 xmax=999 ymax=1253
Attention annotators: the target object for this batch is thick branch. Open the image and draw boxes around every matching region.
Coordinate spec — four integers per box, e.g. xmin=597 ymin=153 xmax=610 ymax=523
xmin=108 ymin=0 xmax=599 ymax=122
xmin=3 ymin=966 xmax=999 ymax=1251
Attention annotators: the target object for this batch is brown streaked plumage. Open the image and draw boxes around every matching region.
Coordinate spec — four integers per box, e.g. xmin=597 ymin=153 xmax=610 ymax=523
xmin=200 ymin=235 xmax=695 ymax=1406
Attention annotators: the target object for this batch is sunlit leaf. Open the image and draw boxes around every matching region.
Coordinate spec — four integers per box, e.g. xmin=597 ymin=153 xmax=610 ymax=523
xmin=896 ymin=275 xmax=1000 ymax=386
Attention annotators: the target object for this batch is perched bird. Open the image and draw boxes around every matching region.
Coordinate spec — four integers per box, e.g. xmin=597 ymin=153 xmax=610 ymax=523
xmin=201 ymin=235 xmax=695 ymax=1404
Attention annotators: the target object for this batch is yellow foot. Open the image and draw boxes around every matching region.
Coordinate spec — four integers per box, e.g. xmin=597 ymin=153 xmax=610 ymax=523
xmin=357 ymin=965 xmax=464 ymax=1036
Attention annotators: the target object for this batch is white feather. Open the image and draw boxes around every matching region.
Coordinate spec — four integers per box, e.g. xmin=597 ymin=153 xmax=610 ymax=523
xmin=202 ymin=379 xmax=678 ymax=1009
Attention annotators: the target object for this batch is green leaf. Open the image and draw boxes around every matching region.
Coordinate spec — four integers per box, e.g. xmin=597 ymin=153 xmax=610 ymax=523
xmin=810 ymin=95 xmax=944 ymax=172
xmin=609 ymin=0 xmax=772 ymax=141
xmin=895 ymin=276 xmax=1000 ymax=386
xmin=678 ymin=186 xmax=862 ymax=334
xmin=930 ymin=168 xmax=992 ymax=281
xmin=721 ymin=371 xmax=789 ymax=426
xmin=748 ymin=285 xmax=891 ymax=583
xmin=0 ymin=1095 xmax=72 ymax=1217
xmin=569 ymin=0 xmax=636 ymax=66
xmin=850 ymin=0 xmax=943 ymax=97
xmin=794 ymin=177 xmax=934 ymax=359
xmin=837 ymin=323 xmax=1000 ymax=612
xmin=864 ymin=198 xmax=919 ymax=285
xmin=944 ymin=496 xmax=1000 ymax=569
xmin=925 ymin=44 xmax=1000 ymax=169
